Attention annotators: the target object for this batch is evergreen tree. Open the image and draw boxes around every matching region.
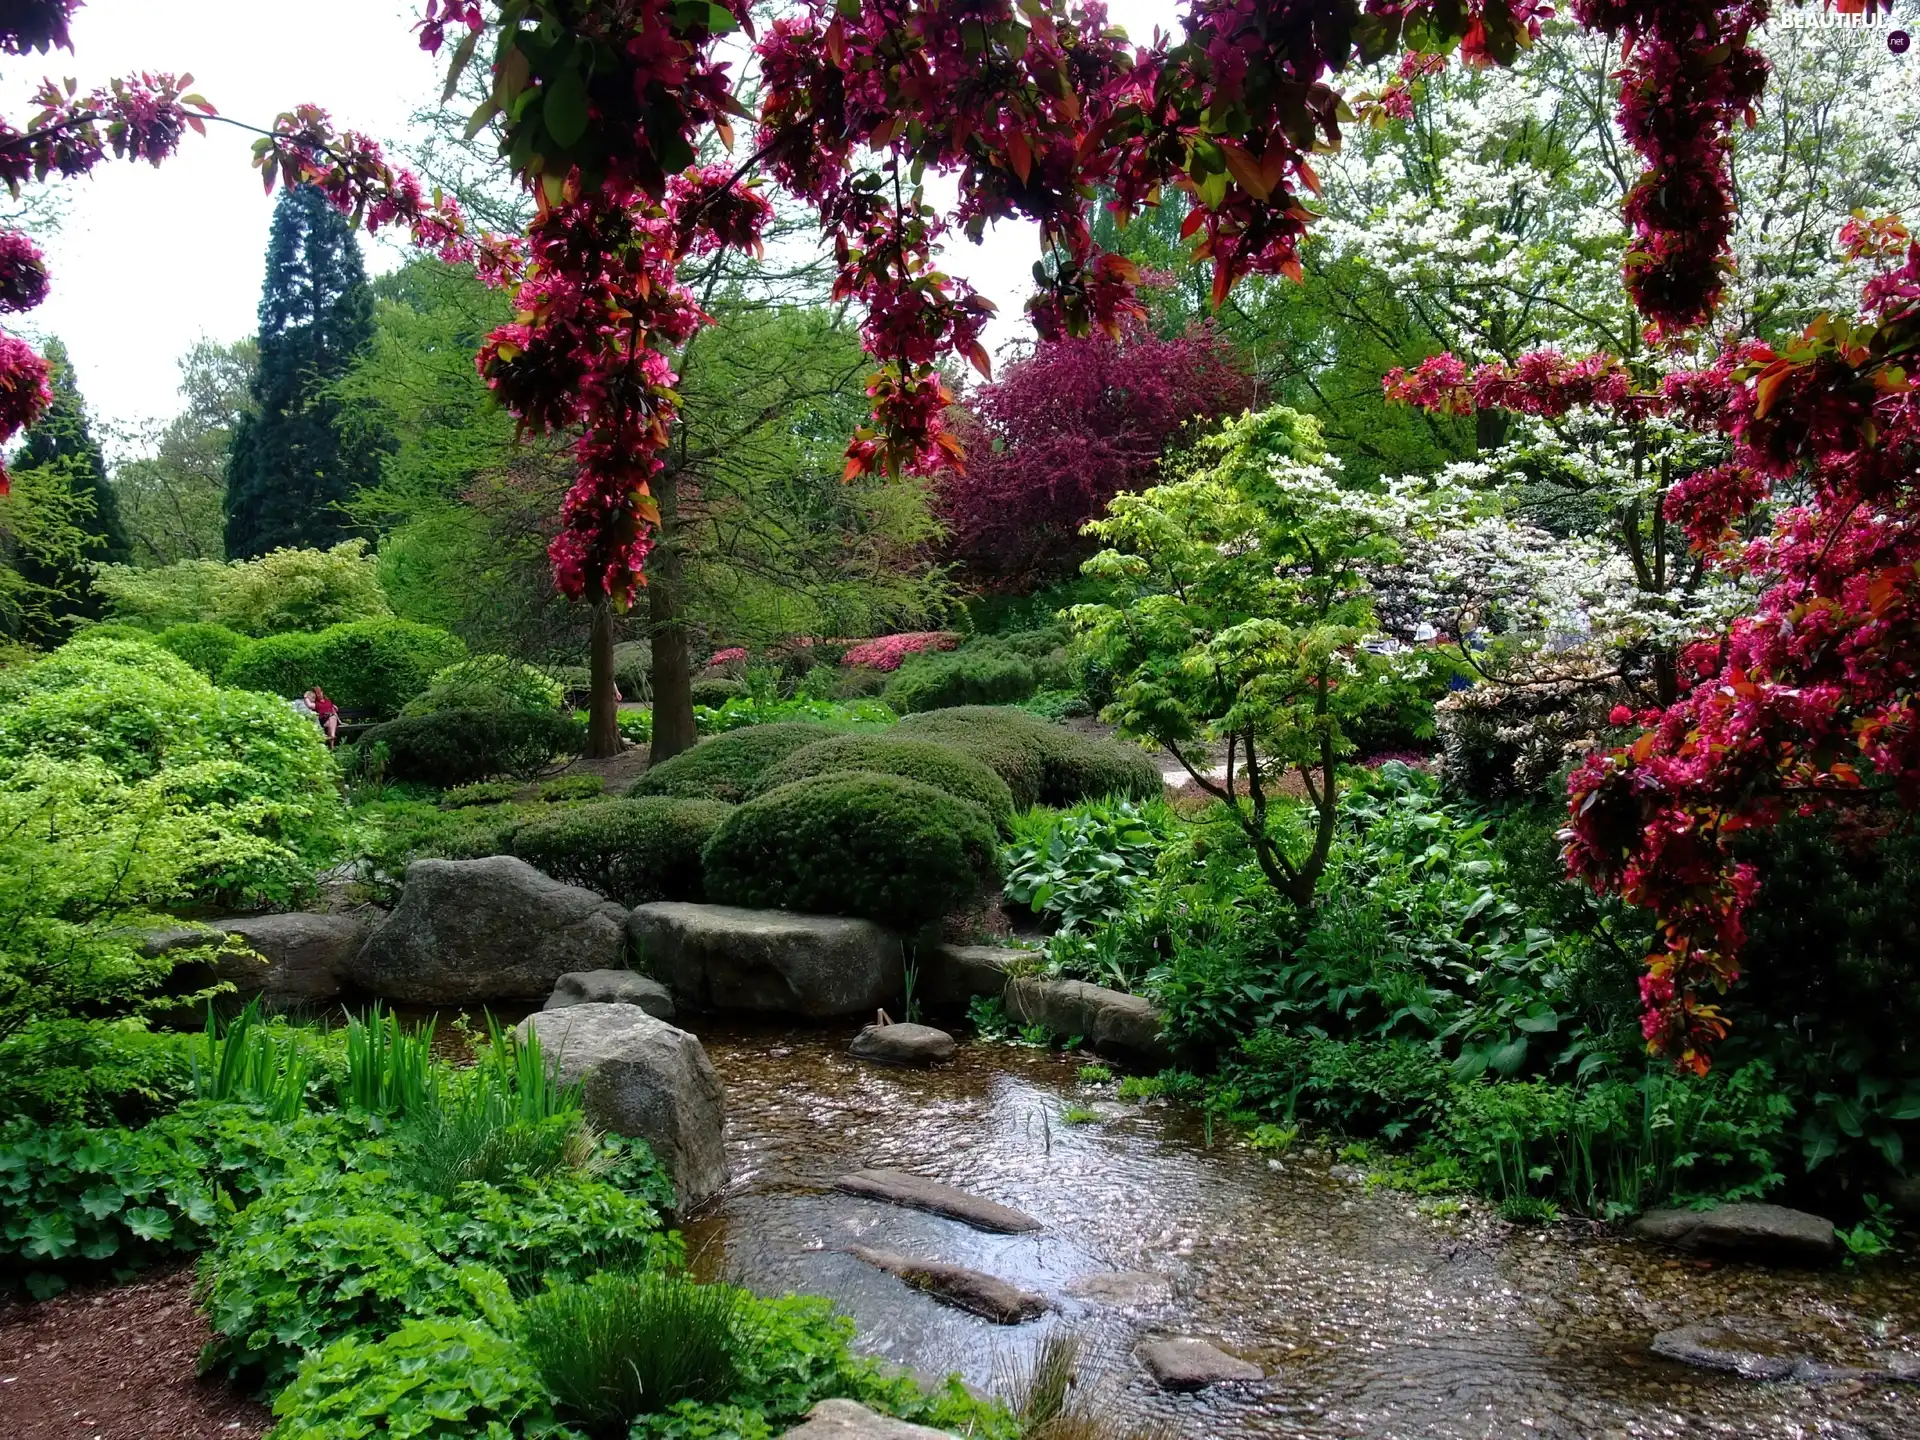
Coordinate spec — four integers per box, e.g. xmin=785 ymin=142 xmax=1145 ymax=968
xmin=224 ymin=185 xmax=384 ymax=559
xmin=2 ymin=338 xmax=128 ymax=641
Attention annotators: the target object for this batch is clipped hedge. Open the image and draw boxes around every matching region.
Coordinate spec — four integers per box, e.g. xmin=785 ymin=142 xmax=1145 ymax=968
xmin=221 ymin=620 xmax=466 ymax=719
xmin=630 ymin=723 xmax=835 ymax=804
xmin=883 ymin=646 xmax=1036 ymax=714
xmin=403 ymin=654 xmax=565 ymax=717
xmin=702 ymin=772 xmax=999 ymax=930
xmin=154 ymin=622 xmax=249 ymax=680
xmin=753 ymin=734 xmax=1015 ymax=830
xmin=895 ymin=705 xmax=1161 ymax=807
xmin=510 ymin=797 xmax=731 ymax=906
xmin=689 ymin=676 xmax=745 ymax=707
xmin=355 ymin=708 xmax=584 ymax=788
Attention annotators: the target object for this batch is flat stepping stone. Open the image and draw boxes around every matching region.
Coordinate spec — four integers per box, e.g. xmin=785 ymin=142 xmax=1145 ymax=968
xmin=1651 ymin=1319 xmax=1920 ymax=1385
xmin=1137 ymin=1336 xmax=1263 ymax=1391
xmin=835 ymin=1169 xmax=1041 ymax=1233
xmin=1631 ymin=1202 xmax=1836 ymax=1265
xmin=849 ymin=1022 xmax=956 ymax=1067
xmin=1064 ymin=1270 xmax=1173 ymax=1306
xmin=847 ymin=1246 xmax=1047 ymax=1324
xmin=781 ymin=1398 xmax=957 ymax=1438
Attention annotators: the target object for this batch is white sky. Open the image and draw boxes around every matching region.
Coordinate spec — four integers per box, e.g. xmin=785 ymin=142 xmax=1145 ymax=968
xmin=2 ymin=0 xmax=1180 ymax=455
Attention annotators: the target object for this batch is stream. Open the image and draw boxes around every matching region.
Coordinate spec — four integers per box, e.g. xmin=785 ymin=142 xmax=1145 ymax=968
xmin=681 ymin=1025 xmax=1920 ymax=1440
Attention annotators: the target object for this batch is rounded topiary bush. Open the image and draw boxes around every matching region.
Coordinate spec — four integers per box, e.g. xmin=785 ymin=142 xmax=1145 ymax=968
xmin=630 ymin=723 xmax=835 ymax=804
xmin=511 ymin=797 xmax=731 ymax=906
xmin=154 ymin=621 xmax=249 ymax=680
xmin=403 ymin=654 xmax=565 ymax=717
xmin=702 ymin=772 xmax=999 ymax=930
xmin=752 ymin=734 xmax=1015 ymax=829
xmin=895 ymin=705 xmax=1161 ymax=807
xmin=222 ymin=619 xmax=466 ymax=719
xmin=689 ymin=676 xmax=745 ymax=708
xmin=356 ymin=709 xmax=585 ymax=787
xmin=882 ymin=646 xmax=1036 ymax=714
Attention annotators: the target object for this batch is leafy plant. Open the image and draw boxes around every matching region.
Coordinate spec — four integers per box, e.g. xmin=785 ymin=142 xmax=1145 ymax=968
xmin=510 ymin=797 xmax=730 ymax=906
xmin=883 ymin=645 xmax=1037 ymax=713
xmin=353 ymin=708 xmax=585 ymax=787
xmin=538 ymin=774 xmax=605 ymax=802
xmin=1077 ymin=1063 xmax=1112 ymax=1085
xmin=445 ymin=780 xmax=523 ymax=809
xmin=0 ymin=1018 xmax=194 ymax=1125
xmin=342 ymin=1005 xmax=440 ymax=1118
xmin=221 ymin=618 xmax=466 ymax=719
xmin=1003 ymin=797 xmax=1172 ymax=939
xmin=192 ymin=1000 xmax=314 ymax=1122
xmin=406 ymin=654 xmax=566 ymax=718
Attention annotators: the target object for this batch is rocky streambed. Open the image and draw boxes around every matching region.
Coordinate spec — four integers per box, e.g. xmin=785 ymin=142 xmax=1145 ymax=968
xmin=685 ymin=1025 xmax=1920 ymax=1440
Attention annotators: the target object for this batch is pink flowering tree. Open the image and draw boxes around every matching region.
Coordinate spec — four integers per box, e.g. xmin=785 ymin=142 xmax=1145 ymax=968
xmin=934 ymin=325 xmax=1254 ymax=589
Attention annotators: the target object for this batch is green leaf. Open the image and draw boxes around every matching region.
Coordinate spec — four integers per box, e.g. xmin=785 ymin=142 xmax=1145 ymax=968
xmin=541 ymin=70 xmax=590 ymax=150
xmin=123 ymin=1206 xmax=174 ymax=1243
xmin=23 ymin=1210 xmax=77 ymax=1259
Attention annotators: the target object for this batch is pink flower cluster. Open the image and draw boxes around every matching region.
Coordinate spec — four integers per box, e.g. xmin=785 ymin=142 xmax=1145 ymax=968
xmin=842 ymin=632 xmax=962 ymax=672
xmin=708 ymin=647 xmax=747 ymax=666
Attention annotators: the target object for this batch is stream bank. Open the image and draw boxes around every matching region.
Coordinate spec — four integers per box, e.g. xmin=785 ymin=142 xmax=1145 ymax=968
xmin=687 ymin=1024 xmax=1920 ymax=1439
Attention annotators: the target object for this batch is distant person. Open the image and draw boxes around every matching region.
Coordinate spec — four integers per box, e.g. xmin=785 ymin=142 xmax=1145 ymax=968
xmin=310 ymin=686 xmax=340 ymax=748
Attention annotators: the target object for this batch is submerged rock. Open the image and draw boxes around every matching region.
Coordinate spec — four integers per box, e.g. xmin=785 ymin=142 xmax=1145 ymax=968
xmin=516 ymin=1002 xmax=726 ymax=1215
xmin=1630 ymin=1203 xmax=1837 ymax=1265
xmin=544 ymin=968 xmax=675 ymax=1018
xmin=359 ymin=856 xmax=627 ymax=1002
xmin=849 ymin=1021 xmax=956 ymax=1067
xmin=835 ymin=1168 xmax=1041 ymax=1233
xmin=1650 ymin=1318 xmax=1920 ymax=1385
xmin=846 ymin=1245 xmax=1047 ymax=1324
xmin=780 ymin=1399 xmax=957 ymax=1438
xmin=1136 ymin=1336 xmax=1264 ymax=1391
xmin=628 ymin=902 xmax=901 ymax=1018
xmin=1063 ymin=1270 xmax=1173 ymax=1307
xmin=1002 ymin=976 xmax=1172 ymax=1066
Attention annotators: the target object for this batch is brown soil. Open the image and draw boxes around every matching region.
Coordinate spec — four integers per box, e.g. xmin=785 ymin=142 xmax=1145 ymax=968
xmin=0 ymin=1266 xmax=268 ymax=1440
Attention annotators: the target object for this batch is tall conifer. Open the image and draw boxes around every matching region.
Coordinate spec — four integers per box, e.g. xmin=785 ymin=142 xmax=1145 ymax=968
xmin=224 ymin=185 xmax=383 ymax=558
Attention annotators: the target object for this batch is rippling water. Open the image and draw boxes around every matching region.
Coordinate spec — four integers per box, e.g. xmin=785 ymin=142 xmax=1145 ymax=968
xmin=681 ymin=1024 xmax=1920 ymax=1440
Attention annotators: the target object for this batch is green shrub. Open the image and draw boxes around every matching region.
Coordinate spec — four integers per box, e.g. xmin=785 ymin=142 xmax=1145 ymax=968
xmin=270 ymin=1317 xmax=566 ymax=1440
xmin=895 ymin=705 xmax=1161 ymax=807
xmin=1002 ymin=798 xmax=1174 ymax=937
xmin=523 ymin=1270 xmax=744 ymax=1431
xmin=0 ymin=1019 xmax=194 ymax=1125
xmin=92 ymin=541 xmax=391 ymax=636
xmin=631 ymin=723 xmax=836 ymax=804
xmin=356 ymin=709 xmax=585 ymax=787
xmin=703 ymin=773 xmax=999 ymax=929
xmin=752 ymin=734 xmax=1015 ymax=828
xmin=444 ymin=780 xmax=524 ymax=809
xmin=538 ymin=774 xmax=605 ymax=803
xmin=690 ymin=676 xmax=745 ymax=707
xmin=511 ymin=797 xmax=731 ymax=906
xmin=696 ymin=696 xmax=896 ymax=734
xmin=1220 ymin=1032 xmax=1455 ymax=1139
xmin=405 ymin=654 xmax=566 ymax=717
xmin=154 ymin=621 xmax=249 ymax=679
xmin=883 ymin=646 xmax=1036 ymax=713
xmin=0 ymin=1102 xmax=354 ymax=1297
xmin=222 ymin=618 xmax=466 ymax=719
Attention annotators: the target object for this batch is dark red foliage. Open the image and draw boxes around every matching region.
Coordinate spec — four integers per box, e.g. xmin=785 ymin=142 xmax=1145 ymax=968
xmin=934 ymin=325 xmax=1253 ymax=586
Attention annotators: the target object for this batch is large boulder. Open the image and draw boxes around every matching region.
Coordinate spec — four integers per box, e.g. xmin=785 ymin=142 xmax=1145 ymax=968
xmin=627 ymin=902 xmax=902 ymax=1018
xmin=544 ymin=968 xmax=675 ymax=1019
xmin=516 ymin=1002 xmax=727 ymax=1215
xmin=781 ymin=1400 xmax=956 ymax=1439
xmin=1003 ymin=976 xmax=1172 ymax=1067
xmin=358 ymin=857 xmax=627 ymax=1003
xmin=1630 ymin=1203 xmax=1837 ymax=1265
xmin=921 ymin=943 xmax=1022 ymax=1009
xmin=215 ymin=912 xmax=373 ymax=1001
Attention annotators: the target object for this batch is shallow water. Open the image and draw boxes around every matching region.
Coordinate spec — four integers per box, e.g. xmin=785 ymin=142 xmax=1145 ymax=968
xmin=682 ymin=1024 xmax=1920 ymax=1440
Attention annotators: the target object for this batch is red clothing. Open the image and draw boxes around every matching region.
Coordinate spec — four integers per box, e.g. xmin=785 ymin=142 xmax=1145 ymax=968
xmin=312 ymin=697 xmax=338 ymax=719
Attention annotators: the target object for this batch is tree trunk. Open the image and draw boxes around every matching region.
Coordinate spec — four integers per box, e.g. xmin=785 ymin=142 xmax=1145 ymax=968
xmin=647 ymin=467 xmax=698 ymax=764
xmin=586 ymin=594 xmax=621 ymax=759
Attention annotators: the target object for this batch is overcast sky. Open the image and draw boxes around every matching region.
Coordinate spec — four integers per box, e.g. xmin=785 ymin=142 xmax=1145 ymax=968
xmin=3 ymin=0 xmax=1183 ymax=458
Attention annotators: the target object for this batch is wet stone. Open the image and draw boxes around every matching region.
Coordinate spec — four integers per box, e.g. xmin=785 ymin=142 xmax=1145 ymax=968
xmin=847 ymin=1246 xmax=1048 ymax=1324
xmin=849 ymin=1022 xmax=956 ymax=1067
xmin=1137 ymin=1336 xmax=1264 ymax=1391
xmin=781 ymin=1398 xmax=958 ymax=1438
xmin=1064 ymin=1270 xmax=1174 ymax=1307
xmin=835 ymin=1168 xmax=1042 ymax=1233
xmin=545 ymin=968 xmax=676 ymax=1018
xmin=1630 ymin=1203 xmax=1837 ymax=1265
xmin=1650 ymin=1318 xmax=1920 ymax=1385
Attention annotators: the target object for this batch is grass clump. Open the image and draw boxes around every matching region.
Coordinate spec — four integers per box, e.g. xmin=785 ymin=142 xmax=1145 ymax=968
xmin=521 ymin=1269 xmax=744 ymax=1436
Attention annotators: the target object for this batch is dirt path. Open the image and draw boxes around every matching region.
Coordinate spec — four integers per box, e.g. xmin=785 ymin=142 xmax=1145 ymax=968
xmin=0 ymin=1266 xmax=268 ymax=1440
